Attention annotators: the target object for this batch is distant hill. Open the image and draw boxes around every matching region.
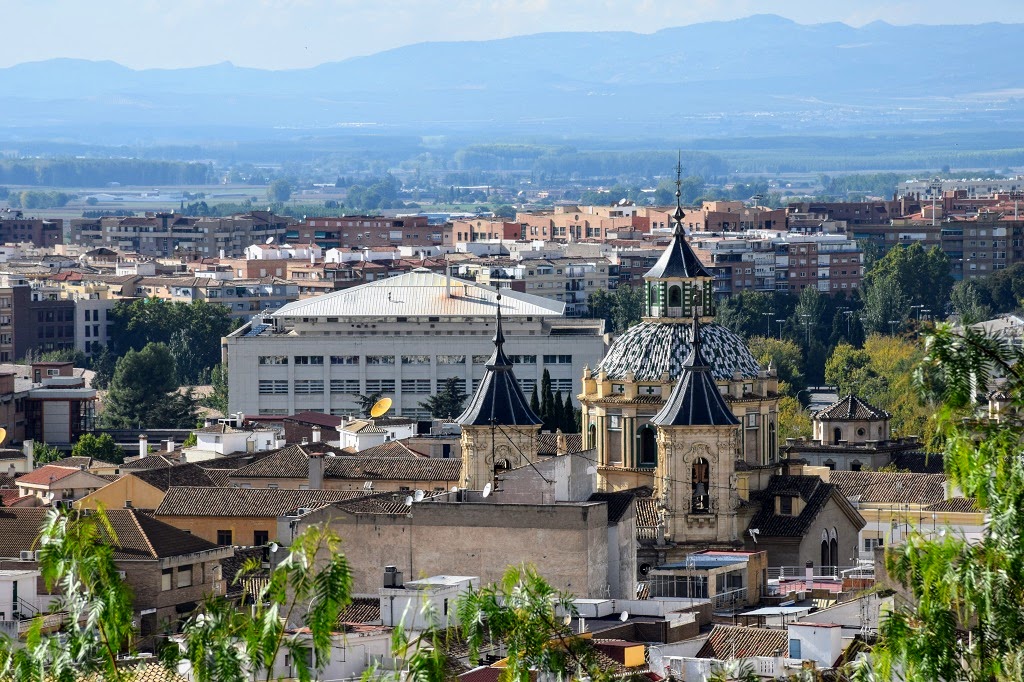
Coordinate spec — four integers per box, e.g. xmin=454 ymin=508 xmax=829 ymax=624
xmin=1 ymin=15 xmax=1023 ymax=142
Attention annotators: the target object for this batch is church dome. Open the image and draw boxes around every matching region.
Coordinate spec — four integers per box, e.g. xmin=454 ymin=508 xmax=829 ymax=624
xmin=596 ymin=320 xmax=761 ymax=383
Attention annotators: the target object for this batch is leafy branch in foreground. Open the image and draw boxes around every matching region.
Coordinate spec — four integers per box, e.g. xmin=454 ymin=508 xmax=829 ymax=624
xmin=0 ymin=508 xmax=134 ymax=682
xmin=161 ymin=524 xmax=353 ymax=682
xmin=852 ymin=323 xmax=1024 ymax=681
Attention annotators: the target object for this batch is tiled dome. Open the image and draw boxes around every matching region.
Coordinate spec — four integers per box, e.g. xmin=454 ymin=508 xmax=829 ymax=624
xmin=595 ymin=321 xmax=761 ymax=382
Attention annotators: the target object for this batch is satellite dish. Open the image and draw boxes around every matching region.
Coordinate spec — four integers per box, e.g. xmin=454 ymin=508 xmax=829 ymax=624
xmin=482 ymin=482 xmax=492 ymax=498
xmin=413 ymin=489 xmax=425 ymax=502
xmin=619 ymin=610 xmax=629 ymax=622
xmin=585 ymin=465 xmax=597 ymax=475
xmin=563 ymin=614 xmax=572 ymax=626
xmin=369 ymin=397 xmax=392 ymax=419
xmin=404 ymin=495 xmax=414 ymax=507
xmin=269 ymin=542 xmax=279 ymax=553
xmin=450 ymin=486 xmax=459 ymax=492
xmin=265 ymin=236 xmax=274 ymax=244
xmin=0 ymin=427 xmax=7 ymax=446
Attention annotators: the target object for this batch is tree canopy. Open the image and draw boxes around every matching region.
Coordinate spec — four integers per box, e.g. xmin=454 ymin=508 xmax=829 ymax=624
xmin=102 ymin=343 xmax=197 ymax=429
xmin=420 ymin=377 xmax=469 ymax=419
xmin=71 ymin=433 xmax=123 ymax=463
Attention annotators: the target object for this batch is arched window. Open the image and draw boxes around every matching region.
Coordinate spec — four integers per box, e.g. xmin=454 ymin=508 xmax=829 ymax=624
xmin=832 ymin=427 xmax=842 ymax=444
xmin=668 ymin=285 xmax=682 ymax=308
xmin=820 ymin=540 xmax=829 ymax=568
xmin=851 ymin=460 xmax=862 ymax=472
xmin=829 ymin=527 xmax=839 ymax=567
xmin=692 ymin=457 xmax=710 ymax=513
xmin=587 ymin=423 xmax=597 ymax=450
xmin=637 ymin=425 xmax=657 ymax=468
xmin=768 ymin=422 xmax=777 ymax=463
xmin=823 ymin=458 xmax=836 ymax=471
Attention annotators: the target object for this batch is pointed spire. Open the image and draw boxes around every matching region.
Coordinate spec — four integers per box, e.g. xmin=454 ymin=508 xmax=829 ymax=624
xmin=456 ymin=289 xmax=542 ymax=427
xmin=684 ymin=313 xmax=710 ymax=370
xmin=673 ymin=150 xmax=685 ymax=234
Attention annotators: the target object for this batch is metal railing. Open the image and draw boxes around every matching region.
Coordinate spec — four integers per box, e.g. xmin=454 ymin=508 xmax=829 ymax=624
xmin=711 ymin=587 xmax=747 ymax=609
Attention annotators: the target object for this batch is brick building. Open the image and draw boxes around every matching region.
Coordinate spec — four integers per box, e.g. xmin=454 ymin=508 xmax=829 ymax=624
xmin=294 ymin=215 xmax=435 ymax=249
xmin=0 ymin=210 xmax=62 ymax=248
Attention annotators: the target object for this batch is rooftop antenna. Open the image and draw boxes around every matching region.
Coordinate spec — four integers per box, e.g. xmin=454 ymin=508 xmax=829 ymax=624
xmin=482 ymin=482 xmax=492 ymax=498
xmin=748 ymin=528 xmax=761 ymax=544
xmin=369 ymin=397 xmax=392 ymax=419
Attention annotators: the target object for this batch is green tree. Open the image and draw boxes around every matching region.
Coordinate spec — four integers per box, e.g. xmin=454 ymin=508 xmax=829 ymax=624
xmin=89 ymin=345 xmax=117 ymax=390
xmin=37 ymin=348 xmax=88 ymax=367
xmin=203 ymin=363 xmax=229 ymax=414
xmin=420 ymin=377 xmax=469 ymax=419
xmin=458 ymin=565 xmax=600 ymax=682
xmin=71 ymin=433 xmax=123 ymax=463
xmin=529 ymin=385 xmax=541 ymax=417
xmin=33 ymin=441 xmax=63 ymax=464
xmin=747 ymin=336 xmax=805 ymax=394
xmin=864 ymin=242 xmax=952 ymax=317
xmin=860 ymin=276 xmax=911 ymax=335
xmin=562 ymin=393 xmax=578 ymax=433
xmin=856 ymin=323 xmax=1024 ymax=680
xmin=267 ymin=178 xmax=293 ymax=203
xmin=540 ymin=370 xmax=555 ymax=431
xmin=950 ymin=279 xmax=992 ymax=325
xmin=102 ymin=343 xmax=181 ymax=428
xmin=0 ymin=509 xmax=134 ymax=681
xmin=777 ymin=395 xmax=812 ymax=442
xmin=610 ymin=285 xmax=644 ymax=333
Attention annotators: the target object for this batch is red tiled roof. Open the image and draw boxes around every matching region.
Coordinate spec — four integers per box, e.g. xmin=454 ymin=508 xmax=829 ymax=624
xmin=17 ymin=465 xmax=80 ymax=486
xmin=696 ymin=625 xmax=788 ymax=659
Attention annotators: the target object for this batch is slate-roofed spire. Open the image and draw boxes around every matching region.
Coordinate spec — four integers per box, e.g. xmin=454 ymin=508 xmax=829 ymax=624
xmin=644 ymin=154 xmax=713 ymax=280
xmin=456 ymin=292 xmax=543 ymax=427
xmin=651 ymin=315 xmax=739 ymax=427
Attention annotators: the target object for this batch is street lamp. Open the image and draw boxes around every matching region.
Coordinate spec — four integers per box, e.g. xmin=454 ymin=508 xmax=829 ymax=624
xmin=800 ymin=314 xmax=812 ymax=346
xmin=762 ymin=311 xmax=773 ymax=337
xmin=888 ymin=320 xmax=900 ymax=335
xmin=775 ymin=319 xmax=785 ymax=341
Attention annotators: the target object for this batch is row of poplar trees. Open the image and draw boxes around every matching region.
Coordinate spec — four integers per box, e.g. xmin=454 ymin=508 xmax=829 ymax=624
xmin=529 ymin=369 xmax=579 ymax=433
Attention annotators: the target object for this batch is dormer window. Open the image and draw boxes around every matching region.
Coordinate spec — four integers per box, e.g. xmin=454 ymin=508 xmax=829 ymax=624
xmin=779 ymin=496 xmax=793 ymax=515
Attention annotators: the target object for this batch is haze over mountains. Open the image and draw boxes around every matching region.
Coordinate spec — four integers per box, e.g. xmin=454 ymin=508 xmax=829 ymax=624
xmin=2 ymin=15 xmax=1023 ymax=146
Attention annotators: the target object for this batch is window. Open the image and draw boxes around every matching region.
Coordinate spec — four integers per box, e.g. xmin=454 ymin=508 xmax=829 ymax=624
xmin=789 ymin=639 xmax=801 ymax=659
xmin=542 ymin=355 xmax=572 ymax=364
xmin=366 ymin=355 xmax=395 ymax=365
xmin=508 ymin=355 xmax=537 ymax=364
xmin=437 ymin=355 xmax=465 ymax=365
xmin=365 ymin=379 xmax=395 ymax=393
xmin=331 ymin=355 xmax=359 ymax=365
xmin=177 ymin=565 xmax=193 ymax=588
xmin=294 ymin=379 xmax=324 ymax=395
xmin=330 ymin=379 xmax=360 ymax=394
xmin=471 ymin=355 xmax=491 ymax=364
xmin=402 ymin=355 xmax=431 ymax=365
xmin=864 ymin=537 xmax=884 ymax=552
xmin=779 ymin=496 xmax=793 ymax=515
xmin=216 ymin=530 xmax=233 ymax=545
xmin=608 ymin=415 xmax=621 ymax=430
xmin=293 ymin=356 xmax=324 ymax=365
xmin=161 ymin=568 xmax=173 ymax=591
xmin=254 ymin=530 xmax=269 ymax=546
xmin=258 ymin=380 xmax=288 ymax=395
xmin=402 ymin=379 xmax=431 ymax=393
xmin=259 ymin=355 xmax=288 ymax=365
xmin=746 ymin=413 xmax=758 ymax=427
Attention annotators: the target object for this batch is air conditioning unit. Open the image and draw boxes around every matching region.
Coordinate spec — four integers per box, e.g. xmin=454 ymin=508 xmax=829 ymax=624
xmin=34 ymin=550 xmax=41 ymax=560
xmin=117 ymin=571 xmax=126 ymax=580
xmin=19 ymin=550 xmax=32 ymax=561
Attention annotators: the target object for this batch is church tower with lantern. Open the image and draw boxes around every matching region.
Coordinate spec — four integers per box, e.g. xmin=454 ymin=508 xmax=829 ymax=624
xmin=456 ymin=293 xmax=543 ymax=490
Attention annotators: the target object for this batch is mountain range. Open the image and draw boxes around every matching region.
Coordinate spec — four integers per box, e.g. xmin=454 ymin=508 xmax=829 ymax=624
xmin=1 ymin=15 xmax=1023 ymax=144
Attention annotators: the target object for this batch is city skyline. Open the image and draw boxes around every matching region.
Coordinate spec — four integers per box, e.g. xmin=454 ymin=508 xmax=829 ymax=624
xmin=2 ymin=0 xmax=1023 ymax=70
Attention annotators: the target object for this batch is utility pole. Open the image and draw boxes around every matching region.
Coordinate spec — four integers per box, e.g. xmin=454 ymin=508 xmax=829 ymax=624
xmin=762 ymin=311 xmax=773 ymax=337
xmin=775 ymin=319 xmax=785 ymax=341
xmin=800 ymin=313 xmax=811 ymax=347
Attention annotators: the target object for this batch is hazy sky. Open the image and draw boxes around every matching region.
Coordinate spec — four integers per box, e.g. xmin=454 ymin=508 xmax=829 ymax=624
xmin=3 ymin=0 xmax=1023 ymax=70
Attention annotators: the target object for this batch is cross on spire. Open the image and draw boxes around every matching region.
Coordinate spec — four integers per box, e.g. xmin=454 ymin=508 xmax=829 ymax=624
xmin=673 ymin=150 xmax=685 ymax=233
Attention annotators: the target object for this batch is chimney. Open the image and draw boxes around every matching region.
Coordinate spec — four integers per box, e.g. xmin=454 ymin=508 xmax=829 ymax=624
xmin=139 ymin=434 xmax=149 ymax=458
xmin=307 ymin=451 xmax=325 ymax=490
xmin=301 ymin=437 xmax=309 ymax=446
xmin=166 ymin=438 xmax=175 ymax=452
xmin=805 ymin=561 xmax=814 ymax=592
xmin=23 ymin=440 xmax=33 ymax=471
xmin=311 ymin=426 xmax=321 ymax=443
xmin=555 ymin=428 xmax=566 ymax=455
xmin=275 ymin=438 xmax=286 ymax=449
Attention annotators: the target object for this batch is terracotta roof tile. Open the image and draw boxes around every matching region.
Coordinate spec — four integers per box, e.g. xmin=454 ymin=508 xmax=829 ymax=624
xmin=16 ymin=465 xmax=80 ymax=486
xmin=924 ymin=497 xmax=980 ymax=513
xmin=696 ymin=625 xmax=788 ymax=659
xmin=155 ymin=487 xmax=365 ymax=518
xmin=747 ymin=475 xmax=861 ymax=538
xmin=336 ymin=597 xmax=381 ymax=625
xmin=829 ymin=471 xmax=946 ymax=505
xmin=324 ymin=456 xmax=462 ymax=482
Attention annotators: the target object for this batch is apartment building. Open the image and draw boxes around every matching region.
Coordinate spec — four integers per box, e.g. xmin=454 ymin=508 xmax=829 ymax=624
xmin=0 ymin=210 xmax=63 ymax=248
xmin=293 ymin=215 xmax=435 ymax=249
xmin=452 ymin=256 xmax=614 ymax=316
xmin=681 ymin=201 xmax=787 ymax=232
xmin=70 ymin=211 xmax=293 ymax=258
xmin=515 ymin=205 xmax=669 ymax=242
xmin=224 ymin=269 xmax=606 ymax=419
xmin=445 ymin=219 xmax=523 ymax=244
xmin=0 ymin=275 xmax=76 ymax=362
xmin=689 ymin=232 xmax=863 ymax=296
xmin=130 ymin=276 xmax=300 ymax=319
xmin=901 ymin=176 xmax=1024 ymax=199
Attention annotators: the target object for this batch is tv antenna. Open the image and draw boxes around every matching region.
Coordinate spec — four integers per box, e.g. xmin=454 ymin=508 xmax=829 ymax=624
xmin=369 ymin=397 xmax=392 ymax=419
xmin=748 ymin=528 xmax=761 ymax=544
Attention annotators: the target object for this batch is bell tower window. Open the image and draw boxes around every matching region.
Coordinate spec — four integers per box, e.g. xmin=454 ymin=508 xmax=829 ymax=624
xmin=692 ymin=457 xmax=710 ymax=513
